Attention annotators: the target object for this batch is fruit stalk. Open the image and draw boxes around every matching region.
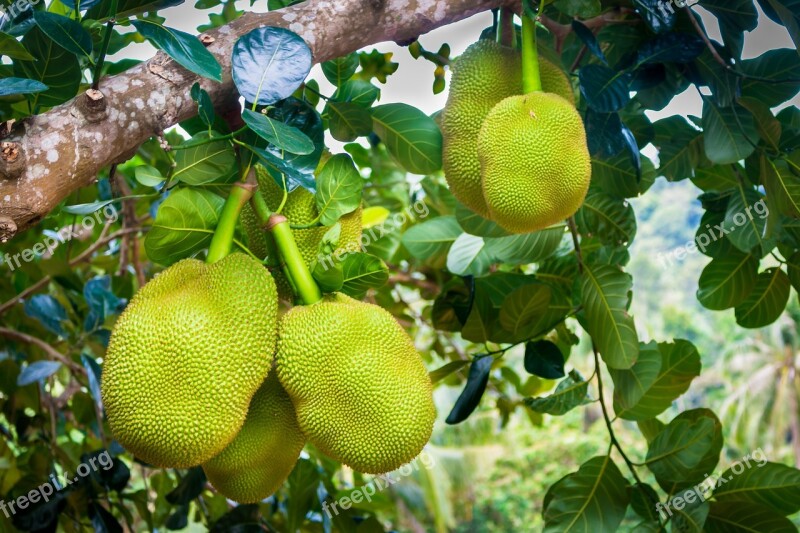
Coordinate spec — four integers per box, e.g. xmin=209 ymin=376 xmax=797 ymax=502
xmin=267 ymin=214 xmax=322 ymax=305
xmin=521 ymin=11 xmax=542 ymax=93
xmin=206 ymin=178 xmax=257 ymax=264
xmin=497 ymin=8 xmax=515 ymax=47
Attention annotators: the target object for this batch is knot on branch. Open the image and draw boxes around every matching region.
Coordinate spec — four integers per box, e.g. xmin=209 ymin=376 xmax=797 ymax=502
xmin=76 ymin=89 xmax=109 ymax=123
xmin=0 ymin=216 xmax=17 ymax=243
xmin=199 ymin=34 xmax=215 ymax=46
xmin=0 ymin=142 xmax=25 ymax=180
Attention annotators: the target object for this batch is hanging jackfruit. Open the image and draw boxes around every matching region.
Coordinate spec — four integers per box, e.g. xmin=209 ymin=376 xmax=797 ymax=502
xmin=102 ymin=253 xmax=278 ymax=468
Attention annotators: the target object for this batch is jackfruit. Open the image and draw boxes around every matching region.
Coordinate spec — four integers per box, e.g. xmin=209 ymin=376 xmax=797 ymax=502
xmin=243 ymin=165 xmax=362 ymax=300
xmin=441 ymin=39 xmax=574 ymax=217
xmin=276 ymin=293 xmax=435 ymax=474
xmin=477 ymin=92 xmax=591 ymax=234
xmin=102 ymin=253 xmax=278 ymax=468
xmin=203 ymin=372 xmax=305 ymax=503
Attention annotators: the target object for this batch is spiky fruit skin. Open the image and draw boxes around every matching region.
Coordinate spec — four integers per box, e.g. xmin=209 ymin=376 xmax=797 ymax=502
xmin=276 ymin=293 xmax=435 ymax=474
xmin=441 ymin=40 xmax=574 ymax=217
xmin=202 ymin=372 xmax=305 ymax=503
xmin=242 ymin=166 xmax=362 ymax=300
xmin=101 ymin=254 xmax=278 ymax=468
xmin=478 ymin=92 xmax=591 ymax=234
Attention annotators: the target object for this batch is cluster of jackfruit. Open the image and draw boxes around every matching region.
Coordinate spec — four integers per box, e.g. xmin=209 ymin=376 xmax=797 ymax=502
xmin=103 ymin=245 xmax=435 ymax=503
xmin=441 ymin=39 xmax=591 ymax=234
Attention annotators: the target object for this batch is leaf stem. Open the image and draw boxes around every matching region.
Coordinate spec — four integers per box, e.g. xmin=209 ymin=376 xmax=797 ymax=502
xmin=171 ymin=127 xmax=249 ymax=151
xmin=92 ymin=0 xmax=118 ymax=90
xmin=206 ymin=179 xmax=256 ymax=264
xmin=521 ymin=8 xmax=542 ymax=93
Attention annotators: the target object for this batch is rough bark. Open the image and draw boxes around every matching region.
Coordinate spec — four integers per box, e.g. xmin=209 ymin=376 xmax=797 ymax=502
xmin=0 ymin=0 xmax=508 ymax=241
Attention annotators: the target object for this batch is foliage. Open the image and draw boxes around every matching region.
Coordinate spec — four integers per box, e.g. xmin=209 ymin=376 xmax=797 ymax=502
xmin=0 ymin=0 xmax=800 ymax=531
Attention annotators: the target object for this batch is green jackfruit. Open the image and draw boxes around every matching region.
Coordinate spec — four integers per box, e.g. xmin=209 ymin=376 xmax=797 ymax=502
xmin=203 ymin=372 xmax=305 ymax=503
xmin=102 ymin=253 xmax=278 ymax=468
xmin=441 ymin=39 xmax=574 ymax=217
xmin=478 ymin=92 xmax=591 ymax=234
xmin=243 ymin=166 xmax=362 ymax=300
xmin=276 ymin=293 xmax=435 ymax=474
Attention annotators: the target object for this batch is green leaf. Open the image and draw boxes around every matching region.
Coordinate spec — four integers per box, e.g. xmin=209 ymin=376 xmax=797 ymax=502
xmin=553 ymin=0 xmax=601 ymax=18
xmin=704 ymin=501 xmax=797 ymax=532
xmin=134 ymin=165 xmax=165 ymax=187
xmin=446 ymin=234 xmax=492 ymax=277
xmin=579 ymin=64 xmax=630 ymax=113
xmin=322 ymin=52 xmax=359 ymax=86
xmin=401 ymin=216 xmax=462 ymax=261
xmin=670 ymin=499 xmax=710 ymax=532
xmin=723 ymin=186 xmax=770 ymax=255
xmin=788 ymin=253 xmax=800 ymax=292
xmin=144 ymin=188 xmax=224 ymax=266
xmin=190 ymin=82 xmax=215 ymax=128
xmin=580 ymin=264 xmax=639 ymax=369
xmin=702 ymin=100 xmax=758 ymax=164
xmin=484 ymin=225 xmax=565 ymax=265
xmin=326 ymin=101 xmax=373 ymax=142
xmin=132 ymin=20 xmax=222 ymax=82
xmin=0 ymin=32 xmax=35 ymax=60
xmin=542 ymin=455 xmax=630 ymax=532
xmin=763 ymin=158 xmax=800 ymax=217
xmin=429 ymin=360 xmax=470 ymax=384
xmin=0 ymin=77 xmax=48 ymax=97
xmin=525 ymin=370 xmax=590 ymax=416
xmin=714 ymin=462 xmax=800 ymax=515
xmin=499 ymin=284 xmax=552 ymax=342
xmin=33 ymin=12 xmax=93 ymax=58
xmin=445 ymin=356 xmax=493 ymax=424
xmin=653 ymin=116 xmax=704 ymax=181
xmin=739 ymin=97 xmax=782 ymax=150
xmin=332 ymin=79 xmax=380 ymax=107
xmin=591 ymin=153 xmax=656 ymax=199
xmin=575 ymin=191 xmax=637 ymax=246
xmin=312 ymin=257 xmax=344 ymax=293
xmin=734 ymin=267 xmax=792 ymax=328
xmin=371 ymin=103 xmax=443 ymax=174
xmin=645 ymin=409 xmax=722 ymax=490
xmin=241 ymin=109 xmax=314 ymax=155
xmin=740 ymin=48 xmax=800 ymax=106
xmin=612 ymin=340 xmax=702 ymax=421
xmin=697 ymin=250 xmax=759 ymax=310
xmin=524 ymin=340 xmax=566 ymax=379
xmin=339 ymin=253 xmax=388 ymax=299
xmin=173 ymin=132 xmax=237 ymax=185
xmin=456 ymin=203 xmax=511 ymax=238
xmin=315 ymin=154 xmax=363 ymax=225
xmin=698 ymin=0 xmax=758 ymax=59
xmin=13 ymin=27 xmax=81 ymax=108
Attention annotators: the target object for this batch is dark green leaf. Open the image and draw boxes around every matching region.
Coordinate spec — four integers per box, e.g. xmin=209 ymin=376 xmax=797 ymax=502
xmin=166 ymin=467 xmax=207 ymax=505
xmin=702 ymin=100 xmax=758 ymax=165
xmin=653 ymin=116 xmax=704 ymax=181
xmin=339 ymin=253 xmax=388 ymax=298
xmin=326 ymin=101 xmax=373 ymax=142
xmin=484 ymin=225 xmax=565 ymax=265
xmin=33 ymin=12 xmax=93 ymax=58
xmin=552 ymin=0 xmax=601 ymax=17
xmin=734 ymin=267 xmax=792 ymax=328
xmin=17 ymin=361 xmax=62 ymax=387
xmin=402 ymin=216 xmax=462 ymax=260
xmin=322 ymin=52 xmax=359 ymax=86
xmin=173 ymin=132 xmax=237 ymax=185
xmin=372 ymin=103 xmax=443 ymax=174
xmin=132 ymin=20 xmax=221 ymax=82
xmin=524 ymin=340 xmax=565 ymax=379
xmin=723 ymin=186 xmax=770 ymax=255
xmin=0 ymin=77 xmax=48 ymax=97
xmin=579 ymin=64 xmax=630 ymax=113
xmin=0 ymin=31 xmax=35 ymax=60
xmin=763 ymin=158 xmax=800 ymax=217
xmin=190 ymin=82 xmax=215 ymax=128
xmin=455 ymin=202 xmax=511 ymax=238
xmin=525 ymin=370 xmax=590 ymax=416
xmin=740 ymin=48 xmax=800 ymax=106
xmin=575 ymin=190 xmax=637 ymax=246
xmin=697 ymin=250 xmax=759 ymax=310
xmin=714 ymin=461 xmax=800 ymax=515
xmin=636 ymin=32 xmax=705 ymax=65
xmin=242 ymin=108 xmax=314 ymax=155
xmin=699 ymin=0 xmax=758 ymax=59
xmin=445 ymin=356 xmax=493 ymax=424
xmin=632 ymin=0 xmax=676 ymax=33
xmin=23 ymin=294 xmax=68 ymax=336
xmin=572 ymin=20 xmax=606 ymax=64
xmin=315 ymin=154 xmax=363 ymax=225
xmin=13 ymin=27 xmax=81 ymax=108
xmin=499 ymin=284 xmax=552 ymax=341
xmin=705 ymin=501 xmax=797 ymax=532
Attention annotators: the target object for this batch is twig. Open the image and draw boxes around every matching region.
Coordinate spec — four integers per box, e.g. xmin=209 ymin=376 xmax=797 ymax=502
xmin=0 ymin=328 xmax=85 ymax=374
xmin=0 ymin=227 xmax=144 ymax=316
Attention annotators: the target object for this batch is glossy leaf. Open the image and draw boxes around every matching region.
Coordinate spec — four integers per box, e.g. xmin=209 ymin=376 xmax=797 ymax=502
xmin=326 ymin=101 xmax=373 ymax=142
xmin=499 ymin=284 xmax=552 ymax=341
xmin=702 ymin=100 xmax=758 ymax=165
xmin=132 ymin=20 xmax=221 ymax=82
xmin=322 ymin=52 xmax=358 ymax=86
xmin=402 ymin=216 xmax=463 ymax=260
xmin=14 ymin=27 xmax=81 ymax=108
xmin=446 ymin=234 xmax=492 ymax=277
xmin=315 ymin=154 xmax=363 ymax=225
xmin=339 ymin=253 xmax=388 ymax=299
xmin=0 ymin=31 xmax=34 ymax=60
xmin=714 ymin=462 xmax=800 ymax=515
xmin=734 ymin=267 xmax=792 ymax=328
xmin=242 ymin=108 xmax=314 ymax=155
xmin=525 ymin=370 xmax=590 ymax=416
xmin=445 ymin=356 xmax=493 ymax=425
xmin=17 ymin=361 xmax=62 ymax=387
xmin=172 ymin=132 xmax=237 ymax=185
xmin=524 ymin=340 xmax=566 ymax=379
xmin=579 ymin=64 xmax=630 ymax=113
xmin=33 ymin=11 xmax=93 ymax=58
xmin=0 ymin=77 xmax=48 ymax=97
xmin=372 ymin=103 xmax=443 ymax=174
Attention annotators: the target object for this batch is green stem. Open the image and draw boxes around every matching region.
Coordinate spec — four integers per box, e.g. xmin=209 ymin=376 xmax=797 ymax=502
xmin=206 ymin=181 xmax=256 ymax=264
xmin=91 ymin=0 xmax=118 ymax=90
xmin=268 ymin=214 xmax=322 ymax=305
xmin=172 ymin=127 xmax=248 ymax=151
xmin=521 ymin=13 xmax=542 ymax=93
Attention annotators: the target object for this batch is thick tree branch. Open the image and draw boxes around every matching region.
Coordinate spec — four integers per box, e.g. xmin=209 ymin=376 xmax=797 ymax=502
xmin=0 ymin=0 xmax=507 ymax=241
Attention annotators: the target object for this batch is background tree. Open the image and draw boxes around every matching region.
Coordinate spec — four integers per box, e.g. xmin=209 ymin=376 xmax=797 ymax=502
xmin=0 ymin=0 xmax=800 ymax=531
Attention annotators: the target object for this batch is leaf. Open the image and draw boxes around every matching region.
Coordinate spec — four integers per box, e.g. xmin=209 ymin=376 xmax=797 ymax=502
xmin=740 ymin=48 xmax=800 ymax=106
xmin=763 ymin=158 xmax=800 ymax=217
xmin=788 ymin=253 xmax=800 ymax=292
xmin=445 ymin=356 xmax=493 ymax=425
xmin=646 ymin=409 xmax=722 ymax=489
xmin=446 ymin=234 xmax=492 ymax=277
xmin=83 ymin=275 xmax=124 ymax=332
xmin=87 ymin=0 xmax=185 ymax=20
xmin=173 ymin=132 xmax=237 ymax=185
xmin=326 ymin=101 xmax=373 ymax=142
xmin=636 ymin=32 xmax=705 ymax=65
xmin=134 ymin=165 xmax=165 ymax=187
xmin=0 ymin=77 xmax=48 ymax=97
xmin=263 ymin=97 xmax=325 ymax=183
xmin=734 ymin=267 xmax=792 ymax=328
xmin=696 ymin=250 xmax=759 ymax=310
xmin=371 ymin=103 xmax=443 ymax=174
xmin=332 ymin=79 xmax=380 ymax=107
xmin=402 ymin=216 xmax=462 ymax=260
xmin=131 ymin=20 xmax=221 ymax=82
xmin=574 ymin=191 xmax=637 ymax=246
xmin=591 ymin=153 xmax=656 ymax=199
xmin=653 ymin=116 xmax=704 ymax=181
xmin=89 ymin=502 xmax=123 ymax=533
xmin=18 ymin=360 xmax=62 ymax=387
xmin=714 ymin=462 xmax=800 ymax=515
xmin=144 ymin=188 xmax=224 ymax=266
xmin=699 ymin=0 xmax=758 ymax=59
xmin=572 ymin=20 xmax=606 ymax=64
xmin=542 ymin=455 xmax=630 ymax=532
xmin=245 ymin=144 xmax=317 ymax=193
xmin=484 ymin=226 xmax=565 ymax=265
xmin=702 ymin=100 xmax=758 ymax=165
xmin=315 ymin=154 xmax=363 ymax=225
xmin=580 ymin=264 xmax=639 ymax=369
xmin=24 ymin=294 xmax=68 ymax=336
xmin=33 ymin=11 xmax=93 ymax=58
xmin=13 ymin=27 xmax=81 ymax=108
xmin=0 ymin=31 xmax=34 ymax=60
xmin=579 ymin=64 xmax=630 ymax=113
xmin=526 ymin=370 xmax=590 ymax=416
xmin=632 ymin=0 xmax=676 ymax=34
xmin=524 ymin=340 xmax=566 ymax=379
xmin=321 ymin=52 xmax=359 ymax=86
xmin=670 ymin=499 xmax=710 ymax=532
xmin=232 ymin=26 xmax=312 ymax=105
xmin=456 ymin=202 xmax=511 ymax=238
xmin=80 ymin=354 xmax=103 ymax=410
xmin=429 ymin=360 xmax=469 ymax=384
xmin=552 ymin=0 xmax=601 ymax=17
xmin=612 ymin=340 xmax=702 ymax=421
xmin=740 ymin=97 xmax=783 ymax=150
xmin=190 ymin=82 xmax=215 ymax=128
xmin=723 ymin=186 xmax=770 ymax=255
xmin=166 ymin=467 xmax=207 ymax=505
xmin=339 ymin=253 xmax=388 ymax=298
xmin=499 ymin=284 xmax=552 ymax=341
xmin=704 ymin=501 xmax=797 ymax=532
xmin=241 ymin=108 xmax=314 ymax=155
